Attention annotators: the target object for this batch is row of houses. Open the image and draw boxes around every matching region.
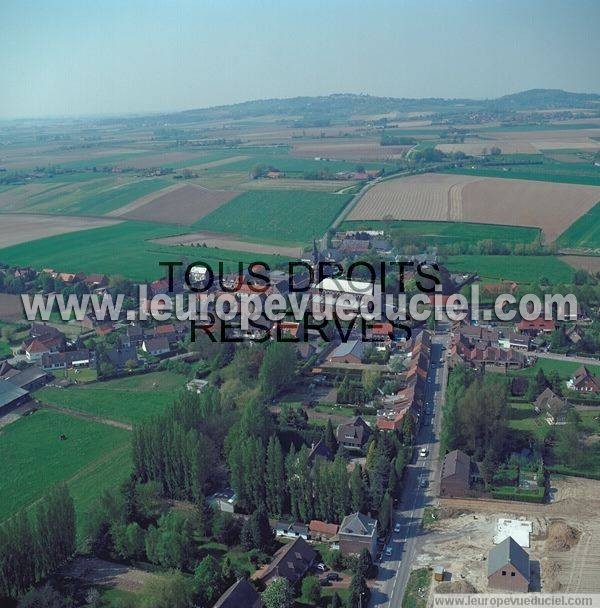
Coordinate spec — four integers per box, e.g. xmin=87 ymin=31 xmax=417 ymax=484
xmin=376 ymin=330 xmax=431 ymax=431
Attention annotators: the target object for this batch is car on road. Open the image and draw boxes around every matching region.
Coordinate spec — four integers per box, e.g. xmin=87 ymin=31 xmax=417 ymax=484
xmin=385 ymin=546 xmax=393 ymax=557
xmin=419 ymin=477 xmax=429 ymax=489
xmin=394 ymin=523 xmax=401 ymax=533
xmin=419 ymin=447 xmax=429 ymax=457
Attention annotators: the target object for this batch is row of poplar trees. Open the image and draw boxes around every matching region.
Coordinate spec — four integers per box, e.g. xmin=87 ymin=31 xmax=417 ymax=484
xmin=0 ymin=484 xmax=75 ymax=599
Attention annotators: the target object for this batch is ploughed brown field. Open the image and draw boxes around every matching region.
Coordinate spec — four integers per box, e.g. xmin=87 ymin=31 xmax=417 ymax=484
xmin=0 ymin=213 xmax=121 ymax=248
xmin=290 ymin=139 xmax=409 ymax=161
xmin=117 ymin=183 xmax=239 ymax=224
xmin=348 ymin=173 xmax=600 ymax=241
xmin=0 ymin=294 xmax=25 ymax=322
xmin=562 ymin=256 xmax=600 ymax=273
xmin=151 ymin=231 xmax=303 ymax=257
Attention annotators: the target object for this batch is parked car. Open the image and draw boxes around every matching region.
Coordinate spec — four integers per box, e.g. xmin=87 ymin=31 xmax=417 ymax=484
xmin=419 ymin=477 xmax=429 ymax=489
xmin=319 ymin=579 xmax=331 ymax=587
xmin=316 ymin=563 xmax=327 ymax=572
xmin=419 ymin=447 xmax=429 ymax=457
xmin=394 ymin=523 xmax=401 ymax=533
xmin=385 ymin=546 xmax=393 ymax=557
xmin=326 ymin=572 xmax=341 ymax=581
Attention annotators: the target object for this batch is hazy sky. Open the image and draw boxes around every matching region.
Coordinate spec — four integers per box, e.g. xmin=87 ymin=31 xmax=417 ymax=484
xmin=1 ymin=0 xmax=599 ymax=119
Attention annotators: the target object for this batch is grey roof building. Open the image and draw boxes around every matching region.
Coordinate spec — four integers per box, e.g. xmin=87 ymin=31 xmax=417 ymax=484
xmin=213 ymin=579 xmax=262 ymax=608
xmin=0 ymin=381 xmax=30 ymax=414
xmin=338 ymin=512 xmax=378 ymax=557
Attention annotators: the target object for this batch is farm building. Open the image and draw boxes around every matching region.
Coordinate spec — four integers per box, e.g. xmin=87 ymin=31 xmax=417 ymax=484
xmin=309 ymin=520 xmax=339 ymax=541
xmin=2 ymin=366 xmax=49 ymax=391
xmin=0 ymin=381 xmax=30 ymax=415
xmin=487 ymin=537 xmax=530 ymax=593
xmin=338 ymin=512 xmax=378 ymax=558
xmin=274 ymin=521 xmax=310 ymax=540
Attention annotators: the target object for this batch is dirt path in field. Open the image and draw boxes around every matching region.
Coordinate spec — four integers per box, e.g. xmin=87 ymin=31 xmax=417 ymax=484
xmin=37 ymin=401 xmax=132 ymax=430
xmin=62 ymin=556 xmax=158 ymax=592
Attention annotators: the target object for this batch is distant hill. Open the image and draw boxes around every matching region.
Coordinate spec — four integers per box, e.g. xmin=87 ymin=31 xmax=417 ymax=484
xmin=118 ymin=89 xmax=600 ymax=127
xmin=491 ymin=88 xmax=600 ymax=111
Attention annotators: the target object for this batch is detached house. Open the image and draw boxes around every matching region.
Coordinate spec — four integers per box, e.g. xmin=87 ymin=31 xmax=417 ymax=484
xmin=488 ymin=537 xmax=530 ymax=593
xmin=440 ymin=450 xmax=481 ymax=497
xmin=337 ymin=416 xmax=372 ymax=451
xmin=338 ymin=512 xmax=378 ymax=558
xmin=142 ymin=337 xmax=170 ymax=357
xmin=213 ymin=579 xmax=262 ymax=608
xmin=568 ymin=366 xmax=600 ymax=394
xmin=534 ymin=388 xmax=571 ymax=425
xmin=257 ymin=537 xmax=316 ymax=586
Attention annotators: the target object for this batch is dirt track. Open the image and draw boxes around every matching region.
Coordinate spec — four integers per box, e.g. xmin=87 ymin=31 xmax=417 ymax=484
xmin=62 ymin=557 xmax=157 ymax=592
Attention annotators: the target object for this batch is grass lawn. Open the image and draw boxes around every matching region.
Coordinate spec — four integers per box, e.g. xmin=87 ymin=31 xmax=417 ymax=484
xmin=402 ymin=568 xmax=431 ymax=608
xmin=557 ymin=202 xmax=600 ymax=249
xmin=507 ymin=401 xmax=549 ymax=440
xmin=0 ymin=341 xmax=12 ymax=359
xmin=421 ymin=506 xmax=440 ymax=529
xmin=194 ymin=190 xmax=353 ymax=245
xmin=0 ymin=409 xmax=130 ymax=532
xmin=511 ymin=358 xmax=600 ymax=381
xmin=445 ymin=255 xmax=573 ymax=284
xmin=341 ymin=219 xmax=540 ymax=246
xmin=36 ymin=371 xmax=186 ymax=424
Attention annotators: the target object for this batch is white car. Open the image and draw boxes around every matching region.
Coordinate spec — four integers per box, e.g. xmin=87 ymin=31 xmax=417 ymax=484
xmin=316 ymin=563 xmax=327 ymax=572
xmin=419 ymin=447 xmax=429 ymax=457
xmin=419 ymin=477 xmax=429 ymax=489
xmin=385 ymin=546 xmax=393 ymax=557
xmin=394 ymin=523 xmax=401 ymax=533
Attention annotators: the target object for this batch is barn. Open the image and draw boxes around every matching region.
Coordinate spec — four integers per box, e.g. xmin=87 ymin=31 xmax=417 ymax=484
xmin=0 ymin=381 xmax=30 ymax=415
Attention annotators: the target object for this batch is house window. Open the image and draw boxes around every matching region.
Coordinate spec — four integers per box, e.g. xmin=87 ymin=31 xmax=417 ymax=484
xmin=511 ymin=572 xmax=515 ymax=577
xmin=502 ymin=571 xmax=507 ymax=576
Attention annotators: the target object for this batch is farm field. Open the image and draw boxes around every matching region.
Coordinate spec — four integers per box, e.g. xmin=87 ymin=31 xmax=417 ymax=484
xmin=36 ymin=371 xmax=185 ymax=424
xmin=445 ymin=254 xmax=573 ymax=284
xmin=0 ymin=175 xmax=173 ymax=216
xmin=442 ymin=158 xmax=600 ymax=187
xmin=0 ymin=294 xmax=26 ymax=322
xmin=0 ymin=219 xmax=291 ymax=280
xmin=0 ymin=409 xmax=130 ymax=528
xmin=347 ymin=173 xmax=481 ymax=222
xmin=152 ymin=231 xmax=304 ymax=257
xmin=238 ymin=178 xmax=356 ymax=192
xmin=194 ymin=189 xmax=353 ymax=245
xmin=0 ymin=213 xmax=121 ymax=248
xmin=118 ymin=183 xmax=240 ymax=224
xmin=436 ymin=141 xmax=538 ymax=155
xmin=562 ymin=256 xmax=600 ymax=274
xmin=290 ymin=138 xmax=409 ymax=160
xmin=340 ymin=219 xmax=540 ymax=246
xmin=557 ymin=202 xmax=600 ymax=249
xmin=349 ymin=173 xmax=600 ymax=242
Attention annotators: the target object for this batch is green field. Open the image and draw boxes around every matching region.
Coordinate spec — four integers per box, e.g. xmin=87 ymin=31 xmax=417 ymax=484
xmin=446 ymin=254 xmax=573 ymax=284
xmin=0 ymin=409 xmax=130 ymax=530
xmin=0 ymin=220 xmax=292 ymax=280
xmin=557 ymin=202 xmax=600 ymax=248
xmin=36 ymin=371 xmax=186 ymax=424
xmin=510 ymin=357 xmax=600 ymax=380
xmin=341 ymin=219 xmax=540 ymax=245
xmin=194 ymin=189 xmax=353 ymax=245
xmin=441 ymin=158 xmax=600 ymax=186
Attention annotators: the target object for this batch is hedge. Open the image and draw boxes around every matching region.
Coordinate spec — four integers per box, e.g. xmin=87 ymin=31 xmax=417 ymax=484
xmin=491 ymin=486 xmax=545 ymax=503
xmin=547 ymin=466 xmax=600 ymax=481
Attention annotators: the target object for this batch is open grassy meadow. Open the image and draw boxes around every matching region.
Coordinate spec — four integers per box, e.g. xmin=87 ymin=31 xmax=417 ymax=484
xmin=510 ymin=357 xmax=600 ymax=380
xmin=36 ymin=371 xmax=186 ymax=424
xmin=0 ymin=409 xmax=130 ymax=531
xmin=445 ymin=254 xmax=573 ymax=284
xmin=194 ymin=189 xmax=353 ymax=245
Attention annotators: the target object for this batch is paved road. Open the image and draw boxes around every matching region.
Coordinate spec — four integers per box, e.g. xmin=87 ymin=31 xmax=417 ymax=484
xmin=370 ymin=332 xmax=450 ymax=608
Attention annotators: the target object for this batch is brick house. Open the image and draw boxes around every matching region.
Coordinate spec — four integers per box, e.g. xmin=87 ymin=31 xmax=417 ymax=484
xmin=338 ymin=512 xmax=378 ymax=558
xmin=440 ymin=450 xmax=481 ymax=497
xmin=337 ymin=416 xmax=372 ymax=451
xmin=488 ymin=537 xmax=530 ymax=592
xmin=568 ymin=366 xmax=600 ymax=393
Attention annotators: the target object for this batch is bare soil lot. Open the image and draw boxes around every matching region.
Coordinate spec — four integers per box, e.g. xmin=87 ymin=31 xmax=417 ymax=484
xmin=291 ymin=139 xmax=408 ymax=161
xmin=119 ymin=184 xmax=239 ymax=224
xmin=152 ymin=231 xmax=303 ymax=257
xmin=0 ymin=213 xmax=120 ymax=248
xmin=0 ymin=293 xmax=24 ymax=322
xmin=349 ymin=173 xmax=600 ymax=241
xmin=430 ymin=476 xmax=600 ymax=593
xmin=561 ymin=255 xmax=600 ymax=273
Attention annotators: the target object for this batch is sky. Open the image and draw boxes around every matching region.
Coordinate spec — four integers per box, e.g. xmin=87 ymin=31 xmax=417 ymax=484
xmin=1 ymin=0 xmax=599 ymax=119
